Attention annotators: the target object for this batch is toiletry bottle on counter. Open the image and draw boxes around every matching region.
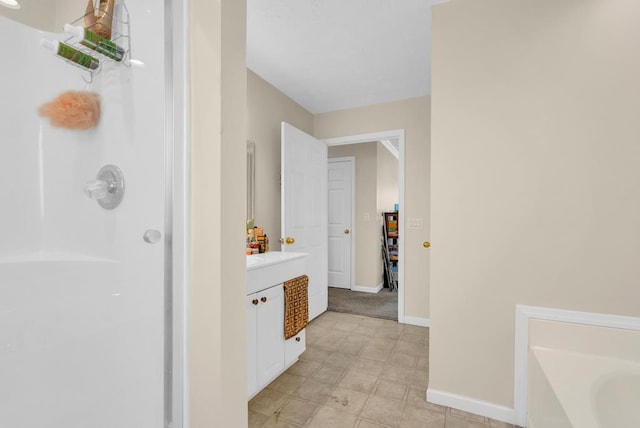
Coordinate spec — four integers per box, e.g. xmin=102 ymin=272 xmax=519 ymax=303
xmin=64 ymin=23 xmax=124 ymax=61
xmin=40 ymin=39 xmax=99 ymax=70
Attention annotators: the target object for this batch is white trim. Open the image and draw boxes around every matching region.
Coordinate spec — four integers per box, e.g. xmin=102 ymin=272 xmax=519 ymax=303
xmin=327 ymin=157 xmax=356 ymax=291
xmin=379 ymin=139 xmax=399 ymax=159
xmin=351 ymin=283 xmax=384 ymax=294
xmin=513 ymin=305 xmax=640 ymax=427
xmin=403 ymin=316 xmax=429 ymax=327
xmin=427 ymin=389 xmax=516 ymax=425
xmin=324 ymin=129 xmax=406 ymax=324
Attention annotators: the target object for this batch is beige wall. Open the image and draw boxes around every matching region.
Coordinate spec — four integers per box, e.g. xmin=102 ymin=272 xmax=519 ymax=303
xmin=247 ymin=70 xmax=314 ymax=249
xmin=431 ymin=0 xmax=640 ymax=409
xmin=315 ymin=97 xmax=431 ymax=320
xmin=189 ymin=0 xmax=247 ymax=426
xmin=0 ymin=0 xmax=58 ymax=31
xmin=377 ymin=143 xmax=398 ymax=213
xmin=328 ymin=143 xmax=383 ymax=289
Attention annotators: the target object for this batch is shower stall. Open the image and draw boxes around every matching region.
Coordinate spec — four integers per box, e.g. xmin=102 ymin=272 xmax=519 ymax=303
xmin=0 ymin=1 xmax=185 ymax=426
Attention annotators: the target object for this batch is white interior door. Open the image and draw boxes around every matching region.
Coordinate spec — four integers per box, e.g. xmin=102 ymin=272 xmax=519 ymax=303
xmin=281 ymin=122 xmax=328 ymax=321
xmin=328 ymin=158 xmax=354 ymax=289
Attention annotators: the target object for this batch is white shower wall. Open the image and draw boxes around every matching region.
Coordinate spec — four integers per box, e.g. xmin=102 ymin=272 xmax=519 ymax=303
xmin=0 ymin=0 xmax=169 ymax=425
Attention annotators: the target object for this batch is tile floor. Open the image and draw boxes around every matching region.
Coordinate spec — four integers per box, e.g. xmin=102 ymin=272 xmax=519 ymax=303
xmin=248 ymin=311 xmax=516 ymax=428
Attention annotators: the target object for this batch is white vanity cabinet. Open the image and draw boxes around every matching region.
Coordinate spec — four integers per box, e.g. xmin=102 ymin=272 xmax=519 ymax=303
xmin=246 ymin=252 xmax=308 ymax=399
xmin=247 ymin=284 xmax=285 ymax=396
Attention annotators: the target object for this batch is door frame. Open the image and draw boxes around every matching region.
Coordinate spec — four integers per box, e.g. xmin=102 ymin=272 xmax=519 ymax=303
xmin=327 ymin=156 xmax=356 ymax=290
xmin=324 ymin=129 xmax=406 ymax=323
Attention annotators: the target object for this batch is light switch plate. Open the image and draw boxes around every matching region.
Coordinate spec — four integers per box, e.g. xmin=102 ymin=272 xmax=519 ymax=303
xmin=407 ymin=217 xmax=424 ymax=230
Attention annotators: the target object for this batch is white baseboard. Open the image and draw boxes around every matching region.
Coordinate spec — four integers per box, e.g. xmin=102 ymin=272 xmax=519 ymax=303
xmin=427 ymin=389 xmax=515 ymax=425
xmin=403 ymin=316 xmax=430 ymax=327
xmin=351 ymin=282 xmax=383 ymax=293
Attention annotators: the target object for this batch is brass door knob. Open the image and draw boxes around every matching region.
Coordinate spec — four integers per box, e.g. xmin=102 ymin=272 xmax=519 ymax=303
xmin=285 ymin=237 xmax=295 ymax=244
xmin=260 ymin=296 xmax=267 ymax=303
xmin=344 ymin=229 xmax=350 ymax=235
xmin=423 ymin=241 xmax=431 ymax=248
xmin=252 ymin=299 xmax=259 ymax=305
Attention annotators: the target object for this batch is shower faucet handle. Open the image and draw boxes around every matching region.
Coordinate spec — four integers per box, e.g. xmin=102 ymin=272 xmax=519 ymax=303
xmin=84 ymin=179 xmax=109 ymax=200
xmin=84 ymin=165 xmax=125 ymax=210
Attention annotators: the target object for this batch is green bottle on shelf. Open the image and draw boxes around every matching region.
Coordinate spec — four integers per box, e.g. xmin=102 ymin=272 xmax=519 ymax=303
xmin=64 ymin=23 xmax=124 ymax=62
xmin=40 ymin=39 xmax=99 ymax=70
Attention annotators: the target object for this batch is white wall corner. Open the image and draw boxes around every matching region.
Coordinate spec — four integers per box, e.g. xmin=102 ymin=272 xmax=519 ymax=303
xmin=426 ymin=389 xmax=516 ymax=425
xmin=403 ymin=316 xmax=429 ymax=327
xmin=351 ymin=283 xmax=384 ymax=294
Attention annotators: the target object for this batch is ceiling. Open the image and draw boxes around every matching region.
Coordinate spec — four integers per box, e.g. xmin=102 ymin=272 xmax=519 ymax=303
xmin=247 ymin=0 xmax=439 ymax=114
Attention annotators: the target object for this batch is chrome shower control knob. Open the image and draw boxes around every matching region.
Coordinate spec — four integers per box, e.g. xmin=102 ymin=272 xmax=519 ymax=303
xmin=143 ymin=230 xmax=162 ymax=244
xmin=84 ymin=165 xmax=125 ymax=210
xmin=84 ymin=179 xmax=109 ymax=200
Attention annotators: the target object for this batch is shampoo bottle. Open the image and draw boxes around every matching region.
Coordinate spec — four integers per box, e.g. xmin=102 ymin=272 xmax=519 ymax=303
xmin=41 ymin=39 xmax=99 ymax=70
xmin=64 ymin=23 xmax=124 ymax=61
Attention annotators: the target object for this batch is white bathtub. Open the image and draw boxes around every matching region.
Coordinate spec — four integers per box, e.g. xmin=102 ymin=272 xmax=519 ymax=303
xmin=528 ymin=346 xmax=640 ymax=428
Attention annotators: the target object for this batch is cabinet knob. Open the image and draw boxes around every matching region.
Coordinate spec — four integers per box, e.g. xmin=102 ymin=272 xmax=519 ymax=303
xmin=252 ymin=299 xmax=259 ymax=305
xmin=285 ymin=237 xmax=295 ymax=245
xmin=423 ymin=241 xmax=431 ymax=248
xmin=295 ymin=337 xmax=301 ymax=342
xmin=261 ymin=296 xmax=267 ymax=303
xmin=344 ymin=229 xmax=350 ymax=235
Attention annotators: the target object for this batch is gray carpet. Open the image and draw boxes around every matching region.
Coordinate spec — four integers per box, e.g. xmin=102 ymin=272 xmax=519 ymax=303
xmin=327 ymin=287 xmax=398 ymax=320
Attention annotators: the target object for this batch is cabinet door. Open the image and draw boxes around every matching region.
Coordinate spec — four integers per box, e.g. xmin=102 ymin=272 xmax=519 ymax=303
xmin=247 ymin=294 xmax=258 ymax=398
xmin=256 ymin=284 xmax=285 ymax=389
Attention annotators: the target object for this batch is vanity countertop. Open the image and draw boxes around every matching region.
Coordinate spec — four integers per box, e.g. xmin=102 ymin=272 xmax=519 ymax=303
xmin=246 ymin=251 xmax=307 ymax=295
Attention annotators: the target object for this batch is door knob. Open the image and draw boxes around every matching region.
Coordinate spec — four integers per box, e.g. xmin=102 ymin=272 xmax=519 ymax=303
xmin=261 ymin=297 xmax=267 ymax=303
xmin=252 ymin=299 xmax=259 ymax=305
xmin=143 ymin=229 xmax=162 ymax=244
xmin=344 ymin=229 xmax=350 ymax=235
xmin=423 ymin=241 xmax=431 ymax=248
xmin=285 ymin=237 xmax=295 ymax=244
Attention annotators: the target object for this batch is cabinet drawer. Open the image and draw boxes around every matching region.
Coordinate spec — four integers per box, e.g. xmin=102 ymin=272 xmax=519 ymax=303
xmin=284 ymin=329 xmax=305 ymax=367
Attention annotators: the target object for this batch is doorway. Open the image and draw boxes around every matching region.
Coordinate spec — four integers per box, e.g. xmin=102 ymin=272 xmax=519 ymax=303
xmin=325 ymin=130 xmax=405 ymax=322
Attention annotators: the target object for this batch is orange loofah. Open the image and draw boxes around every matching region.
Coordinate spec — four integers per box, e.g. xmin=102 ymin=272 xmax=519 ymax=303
xmin=39 ymin=91 xmax=101 ymax=130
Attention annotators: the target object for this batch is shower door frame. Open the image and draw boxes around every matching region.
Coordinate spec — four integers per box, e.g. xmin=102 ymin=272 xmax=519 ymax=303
xmin=165 ymin=0 xmax=189 ymax=427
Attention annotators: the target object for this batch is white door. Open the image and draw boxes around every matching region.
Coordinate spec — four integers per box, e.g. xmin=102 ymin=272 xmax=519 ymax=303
xmin=281 ymin=122 xmax=328 ymax=321
xmin=328 ymin=158 xmax=354 ymax=289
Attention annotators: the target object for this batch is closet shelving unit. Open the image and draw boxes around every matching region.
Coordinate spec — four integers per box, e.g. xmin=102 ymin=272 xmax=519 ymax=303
xmin=382 ymin=211 xmax=399 ymax=291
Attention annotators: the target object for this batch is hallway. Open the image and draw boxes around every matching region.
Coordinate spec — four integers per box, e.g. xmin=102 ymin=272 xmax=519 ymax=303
xmin=248 ymin=311 xmax=514 ymax=427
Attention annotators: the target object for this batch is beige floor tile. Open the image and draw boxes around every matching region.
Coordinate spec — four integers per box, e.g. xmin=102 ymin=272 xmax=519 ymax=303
xmin=267 ymin=373 xmax=308 ymax=395
xmin=261 ymin=414 xmax=302 ymax=428
xmin=380 ymin=364 xmax=415 ymax=383
xmin=373 ymin=378 xmax=408 ymax=401
xmin=356 ymin=420 xmax=389 ymax=428
xmin=249 ymin=389 xmax=290 ymax=417
xmin=314 ymin=331 xmax=349 ymax=351
xmin=354 ymin=325 xmax=378 ymax=336
xmin=394 ymin=341 xmax=427 ymax=357
xmin=405 ymin=386 xmax=447 ymax=413
xmin=277 ymin=398 xmax=318 ymax=426
xmin=375 ymin=326 xmax=404 ymax=339
xmin=306 ymin=406 xmax=358 ymax=428
xmin=401 ymin=404 xmax=446 ymax=428
xmin=343 ymin=334 xmax=373 ymax=346
xmin=338 ymin=369 xmax=379 ymax=394
xmin=402 ymin=325 xmax=428 ymax=336
xmin=488 ymin=420 xmax=515 ymax=428
xmin=360 ymin=395 xmax=405 ymax=428
xmin=388 ymin=352 xmax=418 ymax=369
xmin=351 ymin=356 xmax=385 ymax=377
xmin=368 ymin=337 xmax=398 ymax=350
xmin=325 ymin=386 xmax=369 ymax=414
xmin=360 ymin=345 xmax=393 ymax=362
xmin=409 ymin=367 xmax=429 ymax=388
xmin=248 ymin=410 xmax=269 ymax=428
xmin=299 ymin=346 xmax=332 ymax=364
xmin=334 ymin=321 xmax=361 ymax=333
xmin=285 ymin=360 xmax=320 ymax=378
xmin=444 ymin=415 xmax=488 ymax=428
xmin=337 ymin=340 xmax=365 ymax=356
xmin=309 ymin=315 xmax=337 ymax=330
xmin=449 ymin=408 xmax=488 ymax=423
xmin=416 ymin=356 xmax=429 ymax=371
xmin=293 ymin=378 xmax=336 ymax=405
xmin=399 ymin=333 xmax=427 ymax=345
xmin=312 ymin=365 xmax=345 ymax=384
xmin=324 ymin=350 xmax=359 ymax=369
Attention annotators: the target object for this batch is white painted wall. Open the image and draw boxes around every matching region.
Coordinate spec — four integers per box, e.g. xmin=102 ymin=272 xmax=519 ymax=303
xmin=430 ymin=0 xmax=640 ymax=412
